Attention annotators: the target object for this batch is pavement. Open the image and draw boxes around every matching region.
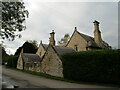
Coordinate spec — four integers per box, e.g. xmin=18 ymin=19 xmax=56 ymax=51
xmin=2 ymin=66 xmax=116 ymax=88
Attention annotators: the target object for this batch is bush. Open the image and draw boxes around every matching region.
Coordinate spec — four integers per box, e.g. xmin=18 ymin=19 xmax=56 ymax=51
xmin=7 ymin=55 xmax=19 ymax=68
xmin=62 ymin=50 xmax=120 ymax=84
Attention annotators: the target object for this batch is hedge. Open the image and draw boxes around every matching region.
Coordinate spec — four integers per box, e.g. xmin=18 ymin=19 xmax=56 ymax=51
xmin=7 ymin=55 xmax=19 ymax=68
xmin=61 ymin=50 xmax=120 ymax=84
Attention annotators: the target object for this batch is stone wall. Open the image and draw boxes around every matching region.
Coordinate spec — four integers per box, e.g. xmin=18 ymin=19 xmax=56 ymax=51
xmin=40 ymin=46 xmax=63 ymax=77
xmin=36 ymin=44 xmax=46 ymax=56
xmin=17 ymin=54 xmax=23 ymax=69
xmin=67 ymin=31 xmax=87 ymax=51
xmin=24 ymin=62 xmax=41 ymax=72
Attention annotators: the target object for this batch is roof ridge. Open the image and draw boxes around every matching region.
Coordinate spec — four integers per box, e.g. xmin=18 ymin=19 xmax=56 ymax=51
xmin=42 ymin=44 xmax=49 ymax=50
xmin=77 ymin=30 xmax=94 ymax=39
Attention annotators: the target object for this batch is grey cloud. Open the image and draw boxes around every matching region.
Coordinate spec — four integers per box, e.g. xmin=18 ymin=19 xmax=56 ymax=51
xmin=4 ymin=2 xmax=118 ymax=54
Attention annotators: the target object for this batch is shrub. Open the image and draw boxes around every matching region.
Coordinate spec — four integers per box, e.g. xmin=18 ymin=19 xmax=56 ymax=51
xmin=61 ymin=50 xmax=120 ymax=84
xmin=7 ymin=55 xmax=19 ymax=68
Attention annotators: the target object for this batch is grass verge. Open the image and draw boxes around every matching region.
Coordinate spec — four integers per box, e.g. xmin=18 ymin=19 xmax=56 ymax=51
xmin=5 ymin=66 xmax=74 ymax=83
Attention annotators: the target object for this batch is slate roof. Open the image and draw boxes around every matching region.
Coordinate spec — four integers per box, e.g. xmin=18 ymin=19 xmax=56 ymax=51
xmin=21 ymin=53 xmax=42 ymax=63
xmin=66 ymin=29 xmax=110 ymax=49
xmin=52 ymin=45 xmax=75 ymax=57
xmin=42 ymin=44 xmax=48 ymax=51
xmin=77 ymin=31 xmax=99 ymax=48
xmin=78 ymin=30 xmax=111 ymax=49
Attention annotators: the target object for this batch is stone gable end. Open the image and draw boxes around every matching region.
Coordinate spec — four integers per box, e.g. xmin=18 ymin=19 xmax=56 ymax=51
xmin=67 ymin=31 xmax=87 ymax=51
xmin=36 ymin=44 xmax=46 ymax=56
xmin=17 ymin=54 xmax=23 ymax=69
xmin=41 ymin=45 xmax=63 ymax=77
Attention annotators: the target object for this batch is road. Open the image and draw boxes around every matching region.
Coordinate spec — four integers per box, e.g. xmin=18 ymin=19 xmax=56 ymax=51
xmin=2 ymin=66 xmax=116 ymax=88
xmin=2 ymin=74 xmax=41 ymax=88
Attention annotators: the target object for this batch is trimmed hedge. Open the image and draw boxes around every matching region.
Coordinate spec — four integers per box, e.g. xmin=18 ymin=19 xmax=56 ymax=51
xmin=61 ymin=50 xmax=120 ymax=84
xmin=7 ymin=55 xmax=19 ymax=68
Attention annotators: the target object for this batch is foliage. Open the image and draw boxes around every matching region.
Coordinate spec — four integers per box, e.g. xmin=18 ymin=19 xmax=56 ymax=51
xmin=14 ymin=41 xmax=37 ymax=55
xmin=26 ymin=40 xmax=38 ymax=48
xmin=1 ymin=1 xmax=29 ymax=40
xmin=62 ymin=49 xmax=120 ymax=85
xmin=58 ymin=34 xmax=70 ymax=46
xmin=7 ymin=55 xmax=19 ymax=68
xmin=2 ymin=47 xmax=9 ymax=63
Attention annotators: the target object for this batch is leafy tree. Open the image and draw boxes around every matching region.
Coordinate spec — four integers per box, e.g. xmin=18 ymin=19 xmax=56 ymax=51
xmin=1 ymin=1 xmax=29 ymax=40
xmin=58 ymin=34 xmax=70 ymax=46
xmin=14 ymin=41 xmax=37 ymax=55
xmin=26 ymin=40 xmax=38 ymax=49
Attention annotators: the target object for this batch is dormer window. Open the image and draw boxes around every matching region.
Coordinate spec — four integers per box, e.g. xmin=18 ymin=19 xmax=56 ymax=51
xmin=74 ymin=45 xmax=78 ymax=51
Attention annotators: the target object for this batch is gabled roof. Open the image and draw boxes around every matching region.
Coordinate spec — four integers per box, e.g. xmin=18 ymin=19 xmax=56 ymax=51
xmin=42 ymin=44 xmax=75 ymax=61
xmin=78 ymin=31 xmax=111 ymax=49
xmin=52 ymin=45 xmax=75 ymax=57
xmin=67 ymin=29 xmax=111 ymax=49
xmin=79 ymin=32 xmax=94 ymax=42
xmin=66 ymin=29 xmax=99 ymax=48
xmin=42 ymin=44 xmax=48 ymax=51
xmin=21 ymin=53 xmax=42 ymax=63
xmin=77 ymin=31 xmax=99 ymax=47
xmin=37 ymin=41 xmax=48 ymax=51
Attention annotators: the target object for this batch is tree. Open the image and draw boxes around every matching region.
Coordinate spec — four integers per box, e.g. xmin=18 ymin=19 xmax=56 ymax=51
xmin=1 ymin=1 xmax=29 ymax=40
xmin=58 ymin=34 xmax=70 ymax=46
xmin=14 ymin=41 xmax=37 ymax=55
xmin=26 ymin=40 xmax=38 ymax=49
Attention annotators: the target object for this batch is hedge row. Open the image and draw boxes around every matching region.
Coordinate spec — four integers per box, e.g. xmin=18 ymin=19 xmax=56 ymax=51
xmin=7 ymin=55 xmax=19 ymax=68
xmin=61 ymin=50 xmax=120 ymax=84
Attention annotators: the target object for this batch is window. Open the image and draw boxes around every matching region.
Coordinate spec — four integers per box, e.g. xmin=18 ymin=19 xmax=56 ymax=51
xmin=74 ymin=45 xmax=78 ymax=51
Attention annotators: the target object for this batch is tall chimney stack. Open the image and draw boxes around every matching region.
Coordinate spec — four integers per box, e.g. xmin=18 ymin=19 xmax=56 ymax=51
xmin=49 ymin=30 xmax=55 ymax=46
xmin=93 ymin=20 xmax=102 ymax=46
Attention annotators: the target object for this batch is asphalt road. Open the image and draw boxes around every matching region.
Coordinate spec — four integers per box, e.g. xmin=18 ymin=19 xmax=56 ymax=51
xmin=2 ymin=66 xmax=115 ymax=88
xmin=2 ymin=74 xmax=41 ymax=88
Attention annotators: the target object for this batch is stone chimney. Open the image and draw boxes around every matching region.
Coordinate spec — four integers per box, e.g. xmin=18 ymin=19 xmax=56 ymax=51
xmin=40 ymin=40 xmax=42 ymax=44
xmin=93 ymin=20 xmax=102 ymax=46
xmin=49 ymin=30 xmax=55 ymax=46
xmin=74 ymin=27 xmax=77 ymax=31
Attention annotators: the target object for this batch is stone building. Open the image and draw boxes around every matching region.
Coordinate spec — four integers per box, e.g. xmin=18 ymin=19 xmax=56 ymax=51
xmin=36 ymin=41 xmax=48 ymax=57
xmin=66 ymin=20 xmax=111 ymax=51
xmin=17 ymin=20 xmax=111 ymax=77
xmin=17 ymin=49 xmax=42 ymax=72
xmin=40 ymin=44 xmax=75 ymax=77
xmin=36 ymin=30 xmax=55 ymax=57
xmin=39 ymin=30 xmax=75 ymax=77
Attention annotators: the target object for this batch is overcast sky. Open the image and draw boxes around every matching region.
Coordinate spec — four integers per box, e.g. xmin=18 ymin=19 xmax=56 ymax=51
xmin=3 ymin=0 xmax=119 ymax=55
